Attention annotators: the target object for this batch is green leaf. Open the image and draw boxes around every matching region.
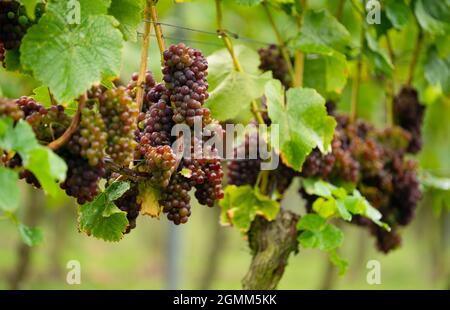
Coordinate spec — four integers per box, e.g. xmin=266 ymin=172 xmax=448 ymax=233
xmin=20 ymin=1 xmax=123 ymax=103
xmin=78 ymin=181 xmax=130 ymax=242
xmin=25 ymin=146 xmax=67 ymax=196
xmin=329 ymin=249 xmax=349 ymax=275
xmin=0 ymin=167 xmax=20 ymax=212
xmin=219 ymin=185 xmax=280 ymax=233
xmin=289 ymin=9 xmax=352 ymax=55
xmin=303 ymin=178 xmax=335 ymax=198
xmin=206 ymin=71 xmax=272 ymax=123
xmin=109 ymin=0 xmax=144 ymax=41
xmin=296 ymin=214 xmax=326 ymax=232
xmin=297 ymin=214 xmax=343 ymax=251
xmin=20 ymin=0 xmax=37 ymax=19
xmin=421 ymin=172 xmax=450 ymax=191
xmin=364 ymin=33 xmax=394 ymax=76
xmin=304 ymin=53 xmax=349 ymax=96
xmin=313 ymin=198 xmax=337 ymax=219
xmin=414 ymin=0 xmax=450 ymax=35
xmin=0 ymin=119 xmax=38 ymax=159
xmin=266 ymin=80 xmax=336 ymax=171
xmin=18 ymin=224 xmax=44 ymax=246
xmin=30 ymin=85 xmax=53 ymax=107
xmin=385 ymin=0 xmax=410 ymax=30
xmin=424 ymin=46 xmax=450 ymax=95
xmin=235 ymin=0 xmax=263 ymax=6
xmin=4 ymin=49 xmax=24 ymax=72
xmin=79 ymin=0 xmax=112 ymax=16
xmin=319 ymin=223 xmax=343 ymax=251
xmin=207 ymin=45 xmax=262 ymax=88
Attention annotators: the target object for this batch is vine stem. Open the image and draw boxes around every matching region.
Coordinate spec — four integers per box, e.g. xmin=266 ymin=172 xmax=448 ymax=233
xmin=350 ymin=28 xmax=364 ymax=122
xmin=136 ymin=1 xmax=152 ymax=112
xmin=294 ymin=0 xmax=307 ymax=87
xmin=262 ymin=3 xmax=296 ymax=87
xmin=214 ymin=0 xmax=265 ymax=125
xmin=150 ymin=0 xmax=166 ymax=65
xmin=407 ymin=29 xmax=423 ymax=87
xmin=385 ymin=32 xmax=395 ymax=127
xmin=48 ymin=94 xmax=86 ymax=150
xmin=335 ymin=0 xmax=345 ymax=22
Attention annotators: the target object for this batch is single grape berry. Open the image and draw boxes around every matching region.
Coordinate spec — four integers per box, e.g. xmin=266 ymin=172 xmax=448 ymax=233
xmin=98 ymin=87 xmax=139 ymax=166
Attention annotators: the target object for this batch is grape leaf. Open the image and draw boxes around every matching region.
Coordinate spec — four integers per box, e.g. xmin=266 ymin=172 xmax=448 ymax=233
xmin=109 ymin=0 xmax=144 ymax=41
xmin=0 ymin=119 xmax=38 ymax=160
xmin=18 ymin=224 xmax=44 ymax=246
xmin=364 ymin=32 xmax=394 ymax=76
xmin=4 ymin=49 xmax=24 ymax=73
xmin=20 ymin=1 xmax=123 ymax=103
xmin=421 ymin=172 xmax=450 ymax=191
xmin=78 ymin=0 xmax=112 ymax=15
xmin=78 ymin=181 xmax=130 ymax=242
xmin=414 ymin=0 xmax=450 ymax=35
xmin=385 ymin=0 xmax=410 ymax=30
xmin=220 ymin=185 xmax=280 ymax=233
xmin=265 ymin=80 xmax=336 ymax=171
xmin=137 ymin=181 xmax=162 ymax=218
xmin=30 ymin=86 xmax=53 ymax=107
xmin=0 ymin=167 xmax=20 ymax=212
xmin=207 ymin=45 xmax=262 ymax=89
xmin=329 ymin=249 xmax=348 ymax=275
xmin=20 ymin=0 xmax=37 ymax=19
xmin=304 ymin=53 xmax=349 ymax=96
xmin=25 ymin=146 xmax=67 ymax=196
xmin=289 ymin=9 xmax=352 ymax=55
xmin=296 ymin=214 xmax=343 ymax=251
xmin=424 ymin=46 xmax=450 ymax=95
xmin=206 ymin=71 xmax=272 ymax=123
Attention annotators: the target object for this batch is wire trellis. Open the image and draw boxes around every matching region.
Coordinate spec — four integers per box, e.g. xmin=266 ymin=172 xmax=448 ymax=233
xmin=140 ymin=20 xmax=277 ymax=47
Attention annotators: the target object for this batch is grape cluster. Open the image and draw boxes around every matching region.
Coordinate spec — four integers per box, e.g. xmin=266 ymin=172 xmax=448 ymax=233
xmin=393 ymin=86 xmax=425 ymax=154
xmin=98 ymin=87 xmax=139 ymax=166
xmin=137 ymin=94 xmax=173 ymax=148
xmin=163 ymin=43 xmax=210 ymax=126
xmin=115 ymin=184 xmax=141 ymax=233
xmin=258 ymin=44 xmax=291 ymax=88
xmin=0 ymin=0 xmax=30 ymax=50
xmin=141 ymin=145 xmax=177 ymax=188
xmin=299 ymin=114 xmax=421 ymax=253
xmin=0 ymin=98 xmax=24 ymax=121
xmin=16 ymin=96 xmax=71 ymax=142
xmin=59 ymin=149 xmax=106 ymax=205
xmin=160 ymin=173 xmax=192 ymax=225
xmin=67 ymin=104 xmax=107 ymax=166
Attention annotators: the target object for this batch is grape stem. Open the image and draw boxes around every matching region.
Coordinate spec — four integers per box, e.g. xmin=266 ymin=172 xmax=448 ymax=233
xmin=350 ymin=27 xmax=364 ymax=122
xmin=406 ymin=29 xmax=423 ymax=87
xmin=335 ymin=0 xmax=345 ymax=22
xmin=47 ymin=94 xmax=86 ymax=150
xmin=48 ymin=87 xmax=57 ymax=106
xmin=104 ymin=157 xmax=152 ymax=180
xmin=214 ymin=0 xmax=265 ymax=125
xmin=294 ymin=0 xmax=307 ymax=88
xmin=135 ymin=1 xmax=153 ymax=112
xmin=150 ymin=0 xmax=166 ymax=65
xmin=262 ymin=2 xmax=296 ymax=88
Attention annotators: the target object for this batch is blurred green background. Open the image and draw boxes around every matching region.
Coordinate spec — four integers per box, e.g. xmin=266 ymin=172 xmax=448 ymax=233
xmin=0 ymin=0 xmax=449 ymax=290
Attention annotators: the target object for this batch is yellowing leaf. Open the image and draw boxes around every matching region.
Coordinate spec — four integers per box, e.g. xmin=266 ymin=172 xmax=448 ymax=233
xmin=137 ymin=181 xmax=163 ymax=218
